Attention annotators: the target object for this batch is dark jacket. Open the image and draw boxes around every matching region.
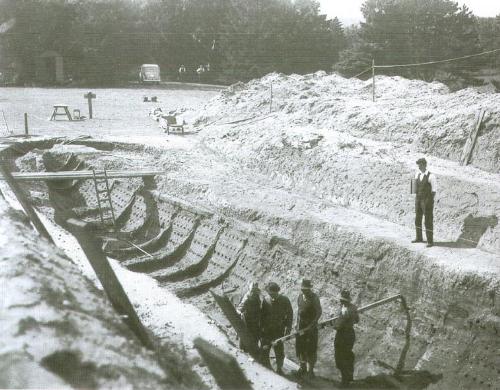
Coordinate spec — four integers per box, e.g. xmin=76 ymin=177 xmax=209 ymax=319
xmin=261 ymin=294 xmax=293 ymax=337
xmin=334 ymin=302 xmax=359 ymax=333
xmin=297 ymin=292 xmax=322 ymax=330
xmin=238 ymin=292 xmax=261 ymax=338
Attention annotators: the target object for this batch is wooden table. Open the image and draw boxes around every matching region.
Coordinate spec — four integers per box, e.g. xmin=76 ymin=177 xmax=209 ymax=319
xmin=50 ymin=104 xmax=72 ymax=121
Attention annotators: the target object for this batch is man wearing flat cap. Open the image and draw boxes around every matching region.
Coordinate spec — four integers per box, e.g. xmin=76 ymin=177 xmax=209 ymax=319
xmin=295 ymin=279 xmax=322 ymax=378
xmin=261 ymin=282 xmax=293 ymax=375
xmin=412 ymin=158 xmax=437 ymax=247
xmin=334 ymin=290 xmax=359 ymax=387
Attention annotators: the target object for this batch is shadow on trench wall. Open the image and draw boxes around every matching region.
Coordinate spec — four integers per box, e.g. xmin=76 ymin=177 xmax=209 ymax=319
xmin=435 ymin=214 xmax=498 ymax=248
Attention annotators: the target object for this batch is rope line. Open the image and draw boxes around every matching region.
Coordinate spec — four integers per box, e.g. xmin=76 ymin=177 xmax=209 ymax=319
xmin=351 ymin=67 xmax=372 ymax=78
xmin=374 ymin=47 xmax=500 ymax=69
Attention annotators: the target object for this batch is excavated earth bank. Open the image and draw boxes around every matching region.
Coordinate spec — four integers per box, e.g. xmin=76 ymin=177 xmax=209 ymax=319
xmin=4 ymin=135 xmax=499 ymax=389
xmin=0 ymin=178 xmax=203 ymax=389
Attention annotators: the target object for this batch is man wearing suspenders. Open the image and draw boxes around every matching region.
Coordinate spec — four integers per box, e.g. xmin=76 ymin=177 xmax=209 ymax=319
xmin=412 ymin=158 xmax=438 ymax=247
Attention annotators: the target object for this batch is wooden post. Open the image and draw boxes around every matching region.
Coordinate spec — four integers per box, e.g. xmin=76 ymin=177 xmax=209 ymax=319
xmin=1 ymin=110 xmax=10 ymax=134
xmin=194 ymin=338 xmax=252 ymax=390
xmin=24 ymin=113 xmax=29 ymax=136
xmin=210 ymin=290 xmax=260 ymax=359
xmin=270 ymin=82 xmax=273 ymax=113
xmin=65 ymin=218 xmax=155 ymax=350
xmin=372 ymin=59 xmax=376 ymax=102
xmin=460 ymin=109 xmax=486 ymax=166
xmin=0 ymin=162 xmax=54 ymax=244
xmin=84 ymin=92 xmax=96 ymax=119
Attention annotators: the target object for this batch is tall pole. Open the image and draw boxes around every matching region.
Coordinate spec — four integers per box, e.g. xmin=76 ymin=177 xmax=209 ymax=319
xmin=1 ymin=110 xmax=10 ymax=134
xmin=270 ymin=82 xmax=273 ymax=113
xmin=84 ymin=92 xmax=96 ymax=119
xmin=271 ymin=294 xmax=403 ymax=346
xmin=372 ymin=59 xmax=376 ymax=102
xmin=88 ymin=95 xmax=93 ymax=119
xmin=24 ymin=113 xmax=29 ymax=136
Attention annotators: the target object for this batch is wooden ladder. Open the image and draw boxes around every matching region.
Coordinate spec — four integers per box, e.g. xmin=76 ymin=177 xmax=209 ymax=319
xmin=92 ymin=169 xmax=116 ymax=227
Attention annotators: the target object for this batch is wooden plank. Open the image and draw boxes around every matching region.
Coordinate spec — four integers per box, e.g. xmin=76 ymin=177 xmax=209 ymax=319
xmin=0 ymin=163 xmax=54 ymax=243
xmin=460 ymin=109 xmax=485 ymax=166
xmin=65 ymin=218 xmax=155 ymax=350
xmin=210 ymin=290 xmax=260 ymax=359
xmin=193 ymin=338 xmax=252 ymax=390
xmin=0 ymin=169 xmax=164 ymax=181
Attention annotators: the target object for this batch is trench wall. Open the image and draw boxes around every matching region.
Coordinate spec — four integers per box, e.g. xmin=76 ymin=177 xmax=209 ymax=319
xmin=109 ymin=185 xmax=500 ymax=389
xmin=201 ymin=126 xmax=500 ymax=254
xmin=0 ymin=194 xmax=201 ymax=389
xmin=5 ymin=139 xmax=499 ymax=389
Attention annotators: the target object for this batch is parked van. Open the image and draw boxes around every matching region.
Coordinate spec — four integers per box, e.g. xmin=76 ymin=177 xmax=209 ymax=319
xmin=139 ymin=64 xmax=161 ymax=84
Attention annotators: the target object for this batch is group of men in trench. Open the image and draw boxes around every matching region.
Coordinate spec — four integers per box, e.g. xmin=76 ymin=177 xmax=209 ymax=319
xmin=233 ymin=158 xmax=437 ymax=386
xmin=236 ymin=279 xmax=359 ymax=387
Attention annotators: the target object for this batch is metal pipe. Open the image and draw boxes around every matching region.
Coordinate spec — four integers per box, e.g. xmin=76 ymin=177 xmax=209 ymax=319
xmin=0 ymin=169 xmax=165 ymax=181
xmin=271 ymin=294 xmax=402 ymax=346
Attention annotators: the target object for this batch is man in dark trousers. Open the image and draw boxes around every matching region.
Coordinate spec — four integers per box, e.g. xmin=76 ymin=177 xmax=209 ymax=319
xmin=412 ymin=158 xmax=438 ymax=247
xmin=237 ymin=282 xmax=261 ymax=358
xmin=295 ymin=279 xmax=322 ymax=378
xmin=261 ymin=282 xmax=293 ymax=375
xmin=334 ymin=290 xmax=359 ymax=387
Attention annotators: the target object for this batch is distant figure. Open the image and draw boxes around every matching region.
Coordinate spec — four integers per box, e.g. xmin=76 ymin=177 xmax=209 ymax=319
xmin=237 ymin=282 xmax=261 ymax=358
xmin=178 ymin=64 xmax=186 ymax=81
xmin=196 ymin=65 xmax=205 ymax=81
xmin=411 ymin=158 xmax=437 ymax=247
xmin=295 ymin=279 xmax=322 ymax=378
xmin=205 ymin=63 xmax=211 ymax=72
xmin=261 ymin=282 xmax=293 ymax=375
xmin=333 ymin=290 xmax=359 ymax=387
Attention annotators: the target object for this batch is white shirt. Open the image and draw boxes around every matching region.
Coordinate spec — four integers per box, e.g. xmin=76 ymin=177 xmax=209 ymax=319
xmin=414 ymin=169 xmax=437 ymax=193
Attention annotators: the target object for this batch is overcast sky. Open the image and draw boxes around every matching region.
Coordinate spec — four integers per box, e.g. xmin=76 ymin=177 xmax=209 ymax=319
xmin=318 ymin=0 xmax=500 ymax=25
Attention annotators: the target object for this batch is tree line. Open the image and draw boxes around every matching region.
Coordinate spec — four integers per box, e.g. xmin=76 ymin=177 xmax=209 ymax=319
xmin=0 ymin=0 xmax=499 ymax=86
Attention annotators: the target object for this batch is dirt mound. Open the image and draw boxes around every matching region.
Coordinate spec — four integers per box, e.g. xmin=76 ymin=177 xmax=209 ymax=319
xmin=195 ymin=71 xmax=500 ymax=173
xmin=187 ymin=72 xmax=500 ymax=253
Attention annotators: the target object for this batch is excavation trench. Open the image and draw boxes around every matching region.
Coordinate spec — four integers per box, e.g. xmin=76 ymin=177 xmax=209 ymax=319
xmin=3 ymin=139 xmax=499 ymax=389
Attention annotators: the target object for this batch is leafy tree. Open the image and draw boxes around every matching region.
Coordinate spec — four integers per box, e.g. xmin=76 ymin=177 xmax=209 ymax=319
xmin=0 ymin=0 xmax=346 ymax=85
xmin=476 ymin=16 xmax=500 ymax=68
xmin=337 ymin=0 xmax=482 ymax=79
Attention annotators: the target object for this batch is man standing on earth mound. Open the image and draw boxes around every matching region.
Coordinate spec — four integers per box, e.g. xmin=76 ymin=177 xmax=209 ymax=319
xmin=412 ymin=158 xmax=437 ymax=247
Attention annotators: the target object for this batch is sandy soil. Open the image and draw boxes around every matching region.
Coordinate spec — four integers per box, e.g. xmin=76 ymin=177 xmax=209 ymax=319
xmin=0 ymin=191 xmax=203 ymax=389
xmin=1 ymin=77 xmax=499 ymax=389
xmin=0 ymin=87 xmax=217 ymax=138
